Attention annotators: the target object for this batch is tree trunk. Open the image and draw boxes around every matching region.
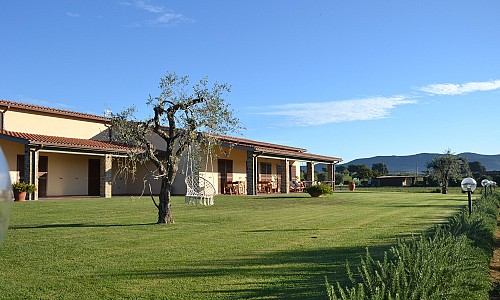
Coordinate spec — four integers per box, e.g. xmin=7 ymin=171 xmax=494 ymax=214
xmin=442 ymin=175 xmax=449 ymax=194
xmin=157 ymin=179 xmax=174 ymax=224
xmin=441 ymin=181 xmax=448 ymax=194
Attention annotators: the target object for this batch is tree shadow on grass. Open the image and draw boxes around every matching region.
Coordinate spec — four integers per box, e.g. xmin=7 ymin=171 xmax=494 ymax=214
xmin=379 ymin=203 xmax=465 ymax=210
xmin=243 ymin=228 xmax=330 ymax=233
xmin=99 ymin=244 xmax=393 ymax=299
xmin=252 ymin=195 xmax=311 ymax=200
xmin=9 ymin=223 xmax=155 ymax=230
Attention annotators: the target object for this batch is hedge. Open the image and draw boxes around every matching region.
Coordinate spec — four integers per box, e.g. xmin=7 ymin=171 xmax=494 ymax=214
xmin=327 ymin=192 xmax=500 ymax=300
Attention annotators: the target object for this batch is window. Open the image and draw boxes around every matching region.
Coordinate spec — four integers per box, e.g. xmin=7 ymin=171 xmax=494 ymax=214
xmin=260 ymin=162 xmax=272 ymax=181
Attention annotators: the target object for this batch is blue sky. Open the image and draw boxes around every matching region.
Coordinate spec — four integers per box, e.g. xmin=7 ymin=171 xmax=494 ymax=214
xmin=1 ymin=1 xmax=500 ymax=163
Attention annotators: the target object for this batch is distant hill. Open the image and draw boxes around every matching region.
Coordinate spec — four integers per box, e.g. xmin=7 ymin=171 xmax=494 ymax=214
xmin=340 ymin=153 xmax=500 ymax=174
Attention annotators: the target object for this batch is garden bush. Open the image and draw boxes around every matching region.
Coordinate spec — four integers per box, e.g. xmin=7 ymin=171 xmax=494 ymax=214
xmin=306 ymin=183 xmax=333 ymax=197
xmin=326 ymin=191 xmax=500 ymax=300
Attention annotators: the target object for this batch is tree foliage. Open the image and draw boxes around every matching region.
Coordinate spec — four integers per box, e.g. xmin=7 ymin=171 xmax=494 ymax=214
xmin=336 ymin=165 xmax=348 ymax=174
xmin=371 ymin=163 xmax=389 ymax=177
xmin=335 ymin=166 xmax=351 ymax=184
xmin=111 ymin=71 xmax=240 ymax=224
xmin=469 ymin=161 xmax=486 ymax=179
xmin=426 ymin=149 xmax=470 ymax=194
xmin=348 ymin=164 xmax=373 ymax=180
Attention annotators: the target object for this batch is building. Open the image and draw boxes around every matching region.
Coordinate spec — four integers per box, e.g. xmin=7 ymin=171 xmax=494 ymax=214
xmin=371 ymin=175 xmax=416 ymax=187
xmin=0 ymin=100 xmax=342 ymax=199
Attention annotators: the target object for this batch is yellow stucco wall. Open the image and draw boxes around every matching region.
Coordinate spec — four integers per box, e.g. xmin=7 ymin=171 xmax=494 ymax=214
xmin=291 ymin=161 xmax=301 ymax=179
xmin=112 ymin=159 xmax=162 ymax=195
xmin=41 ymin=152 xmax=91 ymax=196
xmin=197 ymin=147 xmax=247 ymax=194
xmin=0 ymin=140 xmax=24 ymax=183
xmin=4 ymin=110 xmax=108 ymax=139
xmin=0 ymin=139 xmax=101 ymax=196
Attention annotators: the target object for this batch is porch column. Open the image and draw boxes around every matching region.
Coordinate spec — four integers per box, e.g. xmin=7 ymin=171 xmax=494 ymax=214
xmin=327 ymin=163 xmax=335 ymax=191
xmin=281 ymin=158 xmax=290 ymax=193
xmin=24 ymin=145 xmax=39 ymax=200
xmin=246 ymin=151 xmax=256 ymax=195
xmin=306 ymin=161 xmax=315 ymax=182
xmin=100 ymin=154 xmax=112 ymax=198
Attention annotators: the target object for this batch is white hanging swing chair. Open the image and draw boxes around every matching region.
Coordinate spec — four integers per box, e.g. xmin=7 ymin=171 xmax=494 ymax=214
xmin=184 ymin=144 xmax=216 ymax=206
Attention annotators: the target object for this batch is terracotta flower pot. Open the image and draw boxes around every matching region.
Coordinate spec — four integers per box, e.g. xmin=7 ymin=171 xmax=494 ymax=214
xmin=348 ymin=182 xmax=356 ymax=191
xmin=14 ymin=191 xmax=27 ymax=201
xmin=308 ymin=191 xmax=323 ymax=197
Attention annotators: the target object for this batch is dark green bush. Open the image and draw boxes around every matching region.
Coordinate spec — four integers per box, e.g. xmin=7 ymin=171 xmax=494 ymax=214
xmin=430 ymin=187 xmax=442 ymax=193
xmin=306 ymin=183 xmax=333 ymax=196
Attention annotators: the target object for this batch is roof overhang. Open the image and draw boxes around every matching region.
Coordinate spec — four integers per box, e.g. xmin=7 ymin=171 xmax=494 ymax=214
xmin=216 ymin=136 xmax=342 ymax=164
xmin=253 ymin=149 xmax=342 ymax=164
xmin=0 ymin=130 xmax=131 ymax=156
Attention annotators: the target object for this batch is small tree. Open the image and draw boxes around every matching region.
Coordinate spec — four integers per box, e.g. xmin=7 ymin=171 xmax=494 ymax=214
xmin=336 ymin=165 xmax=348 ymax=174
xmin=426 ymin=149 xmax=470 ymax=194
xmin=356 ymin=165 xmax=374 ymax=180
xmin=347 ymin=164 xmax=361 ymax=175
xmin=469 ymin=161 xmax=486 ymax=179
xmin=111 ymin=71 xmax=240 ymax=224
xmin=335 ymin=167 xmax=351 ymax=185
xmin=372 ymin=162 xmax=389 ymax=177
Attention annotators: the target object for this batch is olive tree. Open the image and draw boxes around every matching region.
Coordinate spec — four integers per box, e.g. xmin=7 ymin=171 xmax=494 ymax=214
xmin=426 ymin=149 xmax=470 ymax=194
xmin=111 ymin=71 xmax=240 ymax=224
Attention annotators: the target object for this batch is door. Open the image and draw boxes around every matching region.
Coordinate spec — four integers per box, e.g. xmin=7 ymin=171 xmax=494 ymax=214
xmin=16 ymin=155 xmax=25 ymax=182
xmin=16 ymin=155 xmax=48 ymax=197
xmin=38 ymin=156 xmax=48 ymax=197
xmin=88 ymin=159 xmax=101 ymax=196
xmin=218 ymin=159 xmax=233 ymax=194
xmin=289 ymin=165 xmax=297 ymax=181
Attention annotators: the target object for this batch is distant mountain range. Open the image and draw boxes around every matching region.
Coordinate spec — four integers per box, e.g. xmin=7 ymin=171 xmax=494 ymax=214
xmin=340 ymin=153 xmax=500 ymax=173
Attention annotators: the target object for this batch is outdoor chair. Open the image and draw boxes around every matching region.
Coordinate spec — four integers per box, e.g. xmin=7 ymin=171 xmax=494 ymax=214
xmin=185 ymin=175 xmax=216 ymax=206
xmin=290 ymin=181 xmax=304 ymax=192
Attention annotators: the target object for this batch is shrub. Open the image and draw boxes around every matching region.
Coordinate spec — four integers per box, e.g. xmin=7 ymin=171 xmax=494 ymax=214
xmin=430 ymin=187 xmax=442 ymax=193
xmin=12 ymin=181 xmax=37 ymax=193
xmin=327 ymin=233 xmax=489 ymax=300
xmin=306 ymin=183 xmax=333 ymax=197
xmin=326 ymin=191 xmax=499 ymax=299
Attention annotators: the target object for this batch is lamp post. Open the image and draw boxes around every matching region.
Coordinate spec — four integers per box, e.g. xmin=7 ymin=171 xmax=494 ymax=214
xmin=481 ymin=179 xmax=490 ymax=198
xmin=461 ymin=177 xmax=477 ymax=215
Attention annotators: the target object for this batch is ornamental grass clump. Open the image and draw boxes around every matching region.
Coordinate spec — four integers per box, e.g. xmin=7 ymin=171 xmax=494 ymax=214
xmin=326 ymin=191 xmax=499 ymax=300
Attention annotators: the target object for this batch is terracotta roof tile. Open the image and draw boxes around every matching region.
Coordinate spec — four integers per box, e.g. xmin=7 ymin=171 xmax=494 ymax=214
xmin=217 ymin=135 xmax=342 ymax=163
xmin=217 ymin=135 xmax=307 ymax=152
xmin=0 ymin=100 xmax=108 ymax=122
xmin=0 ymin=130 xmax=129 ymax=153
xmin=254 ymin=145 xmax=342 ymax=163
xmin=0 ymin=100 xmax=342 ymax=162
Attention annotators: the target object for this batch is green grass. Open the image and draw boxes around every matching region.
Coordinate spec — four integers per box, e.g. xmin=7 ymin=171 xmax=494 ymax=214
xmin=0 ymin=192 xmax=466 ymax=299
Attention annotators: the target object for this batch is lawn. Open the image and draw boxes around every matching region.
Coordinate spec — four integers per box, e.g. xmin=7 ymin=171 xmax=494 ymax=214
xmin=0 ymin=192 xmax=466 ymax=299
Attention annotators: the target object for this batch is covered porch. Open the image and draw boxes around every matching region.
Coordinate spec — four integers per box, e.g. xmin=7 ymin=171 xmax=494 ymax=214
xmin=215 ymin=136 xmax=342 ymax=196
xmin=0 ymin=130 xmax=130 ymax=200
xmin=246 ymin=152 xmax=341 ymax=195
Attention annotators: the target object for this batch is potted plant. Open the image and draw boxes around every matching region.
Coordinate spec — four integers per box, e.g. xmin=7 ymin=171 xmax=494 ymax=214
xmin=12 ymin=181 xmax=37 ymax=201
xmin=305 ymin=183 xmax=333 ymax=197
